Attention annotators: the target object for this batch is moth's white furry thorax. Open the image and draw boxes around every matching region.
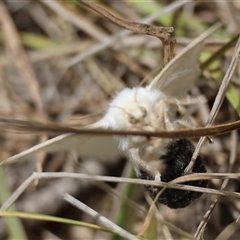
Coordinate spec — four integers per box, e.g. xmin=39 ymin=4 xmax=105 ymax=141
xmin=99 ymin=87 xmax=161 ymax=130
xmin=97 ymin=87 xmax=165 ymax=153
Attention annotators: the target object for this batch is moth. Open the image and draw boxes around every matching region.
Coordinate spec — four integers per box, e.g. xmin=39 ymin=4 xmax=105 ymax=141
xmin=1 ymin=23 xmax=220 ymax=208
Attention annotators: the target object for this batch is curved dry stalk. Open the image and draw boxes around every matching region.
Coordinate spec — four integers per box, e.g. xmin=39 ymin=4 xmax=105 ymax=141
xmin=78 ymin=0 xmax=173 ymax=41
xmin=139 ymin=195 xmax=174 ymax=239
xmin=141 ymin=195 xmax=195 ymax=239
xmin=137 ymin=186 xmax=162 ymax=238
xmin=78 ymin=0 xmax=177 ymax=66
xmin=67 ymin=0 xmax=188 ymax=67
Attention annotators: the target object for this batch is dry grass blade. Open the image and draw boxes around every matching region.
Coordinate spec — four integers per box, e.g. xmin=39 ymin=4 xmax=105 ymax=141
xmin=0 ymin=1 xmax=43 ymax=114
xmin=194 ymin=130 xmax=238 ymax=239
xmin=1 ymin=1 xmax=240 ymax=238
xmin=185 ymin=35 xmax=240 ymax=173
xmin=40 ymin=0 xmax=109 ymax=42
xmin=64 ymin=193 xmax=138 ymax=240
xmin=0 ymin=41 xmax=94 ymax=67
xmin=0 ymin=1 xmax=48 ymax=178
xmin=141 ymin=195 xmax=195 ymax=239
xmin=137 ymin=190 xmax=160 ymax=238
xmin=215 ymin=222 xmax=240 ymax=240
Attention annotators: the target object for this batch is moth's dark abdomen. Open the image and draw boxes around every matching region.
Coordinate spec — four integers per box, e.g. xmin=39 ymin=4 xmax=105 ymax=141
xmin=139 ymin=139 xmax=208 ymax=209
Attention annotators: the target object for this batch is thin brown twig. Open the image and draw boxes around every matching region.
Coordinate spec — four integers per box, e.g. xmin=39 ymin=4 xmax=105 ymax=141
xmin=67 ymin=1 xmax=188 ymax=67
xmin=78 ymin=0 xmax=173 ymax=41
xmin=163 ymin=38 xmax=176 ymax=65
xmin=78 ymin=0 xmax=174 ymax=66
xmin=0 ymin=117 xmax=240 ymax=139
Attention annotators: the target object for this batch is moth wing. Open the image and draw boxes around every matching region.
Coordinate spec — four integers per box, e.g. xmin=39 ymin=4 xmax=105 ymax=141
xmin=1 ymin=123 xmax=123 ymax=165
xmin=149 ymin=23 xmax=221 ymax=98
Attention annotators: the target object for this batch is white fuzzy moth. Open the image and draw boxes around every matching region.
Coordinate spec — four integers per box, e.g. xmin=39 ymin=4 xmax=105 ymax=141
xmin=1 ymin=23 xmax=220 ymax=207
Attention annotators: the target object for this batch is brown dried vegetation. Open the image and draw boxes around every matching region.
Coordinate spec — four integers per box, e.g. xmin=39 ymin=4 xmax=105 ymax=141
xmin=0 ymin=1 xmax=240 ymax=239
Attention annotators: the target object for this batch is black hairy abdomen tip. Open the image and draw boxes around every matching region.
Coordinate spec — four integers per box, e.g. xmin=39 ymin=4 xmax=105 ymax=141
xmin=139 ymin=139 xmax=208 ymax=209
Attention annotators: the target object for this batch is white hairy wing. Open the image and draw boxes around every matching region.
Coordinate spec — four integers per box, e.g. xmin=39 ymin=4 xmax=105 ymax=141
xmin=1 ymin=123 xmax=123 ymax=165
xmin=149 ymin=23 xmax=221 ymax=98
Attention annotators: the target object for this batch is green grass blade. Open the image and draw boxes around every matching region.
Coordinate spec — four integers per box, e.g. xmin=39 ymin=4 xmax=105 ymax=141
xmin=0 ymin=167 xmax=27 ymax=239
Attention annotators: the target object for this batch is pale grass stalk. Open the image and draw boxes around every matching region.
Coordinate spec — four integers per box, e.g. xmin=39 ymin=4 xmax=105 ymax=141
xmin=64 ymin=193 xmax=138 ymax=240
xmin=2 ymin=172 xmax=240 ymax=213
